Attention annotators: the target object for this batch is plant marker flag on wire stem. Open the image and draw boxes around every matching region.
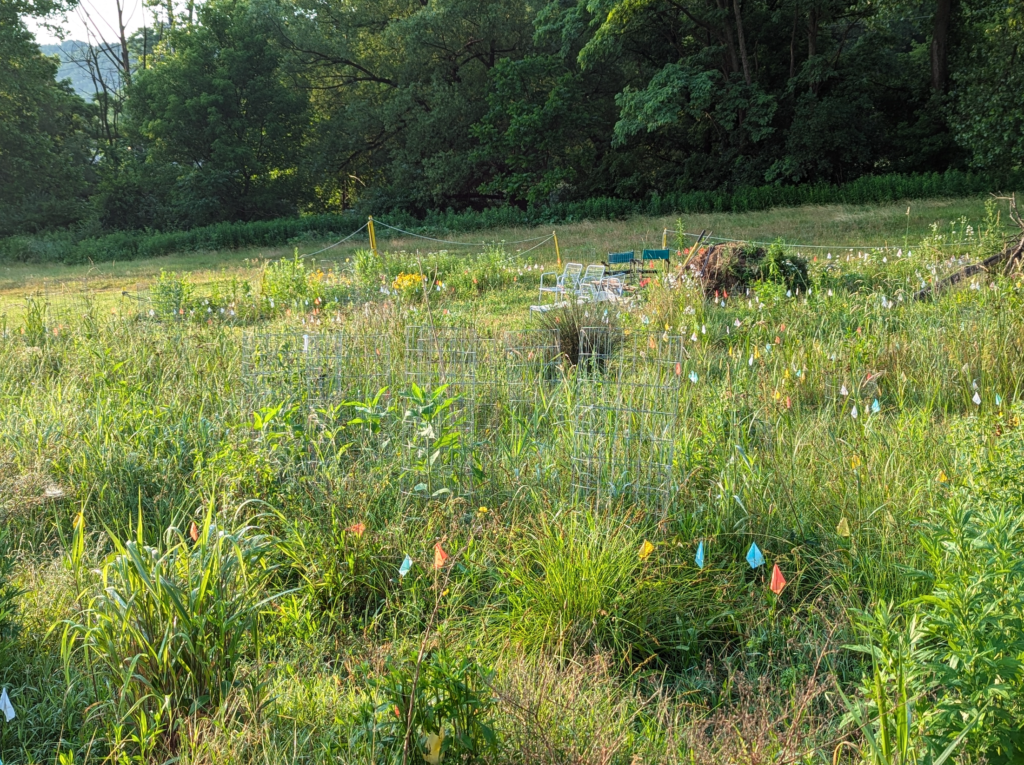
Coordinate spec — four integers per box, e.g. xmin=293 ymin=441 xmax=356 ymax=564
xmin=0 ymin=688 xmax=15 ymax=721
xmin=746 ymin=542 xmax=765 ymax=569
xmin=770 ymin=563 xmax=787 ymax=594
xmin=639 ymin=540 xmax=655 ymax=561
xmin=433 ymin=542 xmax=449 ymax=569
xmin=398 ymin=555 xmax=413 ymax=578
xmin=695 ymin=541 xmax=705 ymax=569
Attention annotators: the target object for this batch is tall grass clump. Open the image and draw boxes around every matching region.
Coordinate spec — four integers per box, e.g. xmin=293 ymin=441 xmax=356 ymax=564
xmin=531 ymin=299 xmax=620 ymax=369
xmin=502 ymin=514 xmax=740 ymax=666
xmin=64 ymin=504 xmax=281 ymax=759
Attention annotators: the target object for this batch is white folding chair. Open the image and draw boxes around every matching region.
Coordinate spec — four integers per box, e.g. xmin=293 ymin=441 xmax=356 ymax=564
xmin=539 ymin=262 xmax=583 ymax=304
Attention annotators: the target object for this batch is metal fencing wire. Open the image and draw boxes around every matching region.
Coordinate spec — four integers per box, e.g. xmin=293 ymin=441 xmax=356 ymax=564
xmin=500 ymin=329 xmax=562 ymax=407
xmin=571 ymin=328 xmax=684 ymax=513
xmin=239 ymin=331 xmax=348 ymax=476
xmin=402 ymin=325 xmax=483 ymax=498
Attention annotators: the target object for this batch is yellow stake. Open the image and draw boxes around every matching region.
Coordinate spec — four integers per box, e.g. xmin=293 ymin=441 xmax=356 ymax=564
xmin=662 ymin=228 xmax=668 ymax=249
xmin=368 ymin=215 xmax=378 ymax=257
xmin=553 ymin=230 xmax=561 ymax=267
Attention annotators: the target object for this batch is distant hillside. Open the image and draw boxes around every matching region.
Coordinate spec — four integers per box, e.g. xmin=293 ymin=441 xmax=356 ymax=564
xmin=40 ymin=41 xmax=121 ymax=100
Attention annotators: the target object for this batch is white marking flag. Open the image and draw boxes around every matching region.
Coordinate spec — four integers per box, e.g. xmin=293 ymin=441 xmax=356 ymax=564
xmin=0 ymin=688 xmax=15 ymax=722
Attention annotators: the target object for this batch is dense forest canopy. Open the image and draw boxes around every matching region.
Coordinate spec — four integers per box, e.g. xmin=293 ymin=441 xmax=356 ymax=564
xmin=3 ymin=0 xmax=1023 ymax=236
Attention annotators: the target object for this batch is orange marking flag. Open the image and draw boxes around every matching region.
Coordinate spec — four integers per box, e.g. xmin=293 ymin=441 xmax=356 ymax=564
xmin=770 ymin=563 xmax=787 ymax=595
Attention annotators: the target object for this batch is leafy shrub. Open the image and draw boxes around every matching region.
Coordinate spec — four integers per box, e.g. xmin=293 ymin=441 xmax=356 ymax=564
xmin=261 ymin=251 xmax=310 ymax=306
xmin=353 ymin=649 xmax=498 ymax=762
xmin=849 ymin=411 xmax=1024 ymax=763
xmin=149 ymin=269 xmax=194 ymax=318
xmin=65 ymin=507 xmax=280 ymax=758
xmin=756 ymin=242 xmax=810 ymax=291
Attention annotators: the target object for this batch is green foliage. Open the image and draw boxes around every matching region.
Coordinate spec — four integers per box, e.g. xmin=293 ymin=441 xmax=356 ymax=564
xmin=0 ymin=4 xmax=93 ymax=236
xmin=848 ymin=414 xmax=1024 ymax=763
xmin=756 ymin=243 xmax=811 ymax=292
xmin=949 ymin=0 xmax=1024 ymax=172
xmin=261 ymin=252 xmax=311 ymax=306
xmin=64 ymin=506 xmax=281 ymax=757
xmin=0 ymin=527 xmax=20 ymax=650
xmin=402 ymin=384 xmax=465 ymax=498
xmin=353 ymin=649 xmax=499 ymax=761
xmin=123 ymin=0 xmax=308 ymax=228
xmin=149 ymin=269 xmax=194 ymax=318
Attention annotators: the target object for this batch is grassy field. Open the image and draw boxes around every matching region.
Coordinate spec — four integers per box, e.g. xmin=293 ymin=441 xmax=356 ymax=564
xmin=0 ymin=196 xmax=1006 ymax=313
xmin=1 ymin=196 xmax=1024 ymax=765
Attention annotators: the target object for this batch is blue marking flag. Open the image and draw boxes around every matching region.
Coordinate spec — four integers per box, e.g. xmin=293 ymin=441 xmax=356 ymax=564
xmin=398 ymin=555 xmax=413 ymax=578
xmin=746 ymin=542 xmax=765 ymax=569
xmin=871 ymin=398 xmax=880 ymax=414
xmin=695 ymin=541 xmax=705 ymax=569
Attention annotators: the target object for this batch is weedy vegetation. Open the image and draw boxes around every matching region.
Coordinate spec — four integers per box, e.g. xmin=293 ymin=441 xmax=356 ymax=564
xmin=1 ymin=198 xmax=1023 ymax=764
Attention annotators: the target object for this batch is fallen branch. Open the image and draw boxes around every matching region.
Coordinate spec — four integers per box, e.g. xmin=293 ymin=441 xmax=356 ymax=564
xmin=914 ymin=193 xmax=1024 ymax=301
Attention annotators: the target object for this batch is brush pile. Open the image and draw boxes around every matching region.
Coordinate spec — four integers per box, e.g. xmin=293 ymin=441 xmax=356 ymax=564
xmin=680 ymin=241 xmax=810 ymax=296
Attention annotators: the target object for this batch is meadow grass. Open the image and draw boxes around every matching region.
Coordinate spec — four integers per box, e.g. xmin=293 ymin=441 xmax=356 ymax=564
xmin=1 ymin=197 xmax=1023 ymax=764
xmin=0 ymin=196 xmax=1008 ymax=315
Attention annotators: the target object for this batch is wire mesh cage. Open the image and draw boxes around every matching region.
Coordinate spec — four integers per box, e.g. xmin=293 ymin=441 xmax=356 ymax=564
xmin=501 ymin=329 xmax=562 ymax=406
xmin=402 ymin=325 xmax=482 ymax=499
xmin=571 ymin=328 xmax=684 ymax=514
xmin=241 ymin=331 xmax=345 ymax=412
xmin=239 ymin=331 xmax=347 ymax=476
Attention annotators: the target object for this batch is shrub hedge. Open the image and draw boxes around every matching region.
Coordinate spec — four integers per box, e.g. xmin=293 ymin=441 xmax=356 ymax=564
xmin=2 ymin=169 xmax=1020 ymax=264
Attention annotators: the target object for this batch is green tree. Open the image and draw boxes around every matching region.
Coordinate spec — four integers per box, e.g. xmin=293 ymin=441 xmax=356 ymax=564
xmin=285 ymin=0 xmax=535 ymax=214
xmin=0 ymin=2 xmax=94 ymax=235
xmin=949 ymin=0 xmax=1024 ymax=173
xmin=124 ymin=0 xmax=309 ymax=226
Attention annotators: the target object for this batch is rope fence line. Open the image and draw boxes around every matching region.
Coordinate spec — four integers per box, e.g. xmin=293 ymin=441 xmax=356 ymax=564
xmin=298 ymin=218 xmax=973 ymax=262
xmin=374 ymin=220 xmax=553 ymax=248
xmin=513 ymin=235 xmax=555 ymax=257
xmin=664 ymin=229 xmax=971 ymax=251
xmin=302 ymin=222 xmax=369 ymax=257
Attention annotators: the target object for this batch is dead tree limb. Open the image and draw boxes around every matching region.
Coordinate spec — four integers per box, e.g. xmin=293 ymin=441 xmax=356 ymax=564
xmin=914 ymin=193 xmax=1024 ymax=301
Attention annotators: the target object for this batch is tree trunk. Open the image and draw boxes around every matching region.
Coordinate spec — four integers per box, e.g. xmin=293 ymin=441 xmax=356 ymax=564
xmin=807 ymin=8 xmax=819 ymax=93
xmin=116 ymin=0 xmax=131 ymax=87
xmin=931 ymin=0 xmax=953 ymax=92
xmin=789 ymin=12 xmax=797 ymax=79
xmin=733 ymin=0 xmax=751 ymax=84
xmin=716 ymin=0 xmax=741 ymax=75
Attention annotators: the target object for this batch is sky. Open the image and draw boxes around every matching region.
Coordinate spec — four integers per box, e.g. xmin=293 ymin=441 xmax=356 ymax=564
xmin=26 ymin=0 xmax=147 ymax=45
